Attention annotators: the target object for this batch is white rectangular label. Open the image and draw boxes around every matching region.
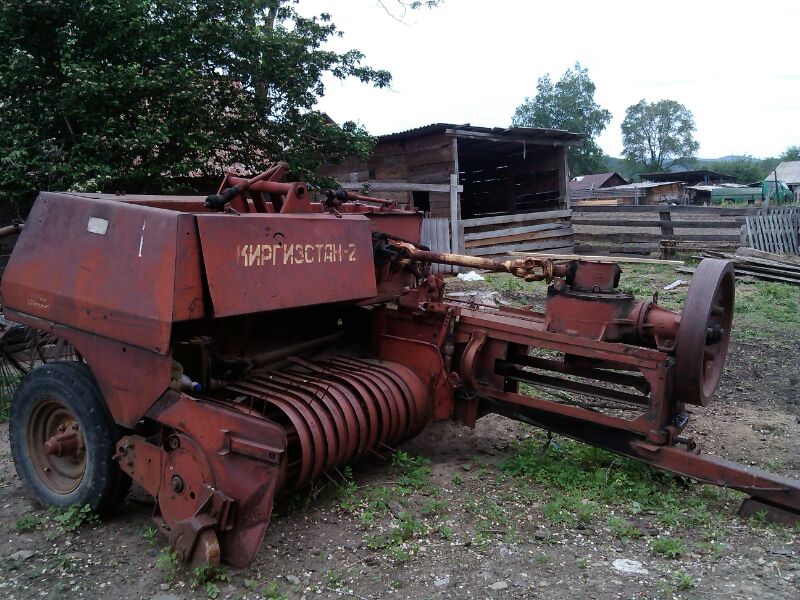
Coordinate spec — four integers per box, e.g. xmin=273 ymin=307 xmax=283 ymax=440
xmin=87 ymin=217 xmax=109 ymax=235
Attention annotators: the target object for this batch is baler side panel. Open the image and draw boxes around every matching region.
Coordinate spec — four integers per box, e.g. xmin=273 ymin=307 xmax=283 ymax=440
xmin=0 ymin=312 xmax=173 ymax=428
xmin=2 ymin=193 xmax=180 ymax=353
xmin=172 ymin=214 xmax=206 ymax=321
xmin=196 ymin=213 xmax=377 ymax=317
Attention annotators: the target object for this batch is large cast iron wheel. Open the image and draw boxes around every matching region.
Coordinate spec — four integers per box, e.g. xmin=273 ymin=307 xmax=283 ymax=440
xmin=9 ymin=362 xmax=126 ymax=514
xmin=675 ymin=259 xmax=735 ymax=406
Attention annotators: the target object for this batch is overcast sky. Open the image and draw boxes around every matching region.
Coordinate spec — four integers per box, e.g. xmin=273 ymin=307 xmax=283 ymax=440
xmin=300 ymin=0 xmax=799 ymax=160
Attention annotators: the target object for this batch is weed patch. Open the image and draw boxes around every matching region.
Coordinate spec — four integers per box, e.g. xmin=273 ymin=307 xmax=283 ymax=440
xmin=156 ymin=548 xmax=180 ymax=582
xmin=501 ymin=433 xmax=712 ymax=529
xmin=650 ymin=536 xmax=686 ymax=558
xmin=391 ymin=451 xmax=432 ymax=493
xmin=48 ymin=504 xmax=99 ymax=533
xmin=15 ymin=514 xmax=45 ymax=533
xmin=608 ymin=516 xmax=644 ymax=541
xmin=191 ymin=562 xmax=229 ymax=599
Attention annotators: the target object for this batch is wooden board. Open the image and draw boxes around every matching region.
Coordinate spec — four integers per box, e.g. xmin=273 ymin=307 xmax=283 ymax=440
xmin=573 ymin=218 xmax=744 ymax=229
xmin=508 ymin=251 xmax=684 ymax=265
xmin=464 ymin=221 xmax=571 ymax=242
xmin=573 ymin=205 xmax=759 ymax=216
xmin=465 ymin=227 xmax=574 ymax=249
xmin=421 ymin=217 xmax=452 ymax=274
xmin=461 ymin=209 xmax=572 ymax=228
xmin=576 ymin=232 xmax=741 ymax=243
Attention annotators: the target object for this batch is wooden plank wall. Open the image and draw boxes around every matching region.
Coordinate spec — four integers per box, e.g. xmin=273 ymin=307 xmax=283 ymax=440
xmin=570 ymin=188 xmax=645 ymax=206
xmin=744 ymin=206 xmax=800 ymax=254
xmin=460 ymin=209 xmax=574 ymax=257
xmin=459 ymin=146 xmax=564 ymax=219
xmin=572 ymin=205 xmax=760 ymax=256
xmin=317 ymin=134 xmax=456 ymax=214
xmin=420 ymin=217 xmax=454 ymax=273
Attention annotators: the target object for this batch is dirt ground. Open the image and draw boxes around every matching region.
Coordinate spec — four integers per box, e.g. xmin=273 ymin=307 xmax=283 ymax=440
xmin=0 ymin=265 xmax=798 ymax=600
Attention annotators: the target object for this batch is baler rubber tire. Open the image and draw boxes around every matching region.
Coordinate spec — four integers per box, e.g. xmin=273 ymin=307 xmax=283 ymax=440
xmin=66 ymin=362 xmax=132 ymax=510
xmin=10 ymin=361 xmax=123 ymax=515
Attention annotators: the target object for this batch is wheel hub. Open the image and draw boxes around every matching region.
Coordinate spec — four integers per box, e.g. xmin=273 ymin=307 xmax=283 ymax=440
xmin=28 ymin=400 xmax=86 ymax=494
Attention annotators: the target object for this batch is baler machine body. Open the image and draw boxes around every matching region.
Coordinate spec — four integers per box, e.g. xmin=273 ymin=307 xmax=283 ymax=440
xmin=4 ymin=176 xmax=800 ymax=569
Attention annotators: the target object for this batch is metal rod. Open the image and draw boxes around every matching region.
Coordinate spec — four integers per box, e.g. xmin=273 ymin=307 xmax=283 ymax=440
xmin=248 ymin=332 xmax=345 ymax=367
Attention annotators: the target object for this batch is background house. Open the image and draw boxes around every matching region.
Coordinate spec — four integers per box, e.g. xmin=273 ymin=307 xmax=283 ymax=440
xmin=568 ymin=172 xmax=628 ymax=193
xmin=318 ymin=124 xmax=584 ymax=258
xmin=641 ymin=170 xmax=732 ymax=186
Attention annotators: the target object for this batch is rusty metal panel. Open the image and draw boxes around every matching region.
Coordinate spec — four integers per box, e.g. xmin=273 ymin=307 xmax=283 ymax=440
xmin=364 ymin=212 xmax=422 ymax=244
xmin=196 ymin=213 xmax=377 ymax=317
xmin=172 ymin=214 xmax=206 ymax=321
xmin=2 ymin=193 xmax=181 ymax=353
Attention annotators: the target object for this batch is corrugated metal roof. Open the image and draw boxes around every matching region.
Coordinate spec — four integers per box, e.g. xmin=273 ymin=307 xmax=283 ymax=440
xmin=641 ymin=170 xmax=729 ymax=182
xmin=376 ymin=123 xmax=585 ymax=145
xmin=568 ymin=172 xmax=626 ymax=191
xmin=612 ymin=181 xmax=684 ymax=189
xmin=767 ymin=161 xmax=800 ymax=184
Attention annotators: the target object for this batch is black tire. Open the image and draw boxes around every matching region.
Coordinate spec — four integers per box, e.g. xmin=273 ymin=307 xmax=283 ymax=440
xmin=10 ymin=361 xmax=125 ymax=515
xmin=67 ymin=363 xmax=132 ymax=510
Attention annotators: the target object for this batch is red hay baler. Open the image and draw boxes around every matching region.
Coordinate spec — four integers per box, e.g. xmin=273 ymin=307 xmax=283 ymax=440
xmin=4 ymin=166 xmax=799 ymax=567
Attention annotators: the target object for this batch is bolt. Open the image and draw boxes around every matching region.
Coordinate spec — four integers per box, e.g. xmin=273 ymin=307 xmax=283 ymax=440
xmin=167 ymin=436 xmax=180 ymax=451
xmin=171 ymin=475 xmax=184 ymax=494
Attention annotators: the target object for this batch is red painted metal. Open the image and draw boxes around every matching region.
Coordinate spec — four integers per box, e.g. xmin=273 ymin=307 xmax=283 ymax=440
xmin=195 ymin=213 xmax=377 ymax=316
xmin=225 ymin=357 xmax=426 ymax=492
xmin=5 ymin=168 xmax=798 ymax=570
xmin=675 ymin=259 xmax=735 ymax=406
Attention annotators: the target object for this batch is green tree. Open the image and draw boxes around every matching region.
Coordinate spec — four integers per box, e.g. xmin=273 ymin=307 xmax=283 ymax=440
xmin=780 ymin=145 xmax=800 ymax=161
xmin=705 ymin=156 xmax=769 ymax=184
xmin=621 ymin=99 xmax=699 ymax=171
xmin=0 ymin=1 xmax=407 ymax=213
xmin=511 ymin=63 xmax=611 ymax=176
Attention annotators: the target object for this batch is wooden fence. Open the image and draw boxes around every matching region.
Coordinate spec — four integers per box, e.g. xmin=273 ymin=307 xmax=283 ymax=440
xmin=460 ymin=209 xmax=573 ymax=257
xmin=569 ymin=188 xmax=646 ymax=206
xmin=744 ymin=206 xmax=800 ymax=254
xmin=420 ymin=217 xmax=454 ymax=273
xmin=572 ymin=205 xmax=761 ymax=256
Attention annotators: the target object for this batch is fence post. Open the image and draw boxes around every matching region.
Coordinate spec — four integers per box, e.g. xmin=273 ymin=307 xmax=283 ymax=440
xmin=449 ymin=173 xmax=460 ymax=255
xmin=658 ymin=204 xmax=674 ymax=259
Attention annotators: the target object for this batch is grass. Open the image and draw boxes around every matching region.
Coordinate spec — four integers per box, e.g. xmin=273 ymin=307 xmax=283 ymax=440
xmin=674 ymin=570 xmax=696 ymax=590
xmin=142 ymin=524 xmax=158 ymax=545
xmin=15 ymin=514 xmax=45 ymax=533
xmin=190 ymin=562 xmax=229 ymax=599
xmin=156 ymin=548 xmax=180 ymax=582
xmin=47 ymin=504 xmax=99 ymax=533
xmin=650 ymin=536 xmax=687 ymax=558
xmin=500 ymin=431 xmax=727 ymax=537
xmin=261 ymin=582 xmax=288 ymax=600
xmin=734 ymin=280 xmax=800 ymax=338
xmin=324 ymin=450 xmax=443 ymax=565
xmin=608 ymin=516 xmax=644 ymax=541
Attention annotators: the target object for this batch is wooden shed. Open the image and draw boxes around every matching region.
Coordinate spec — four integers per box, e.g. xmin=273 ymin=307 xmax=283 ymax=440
xmin=318 ymin=124 xmax=584 ymax=260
